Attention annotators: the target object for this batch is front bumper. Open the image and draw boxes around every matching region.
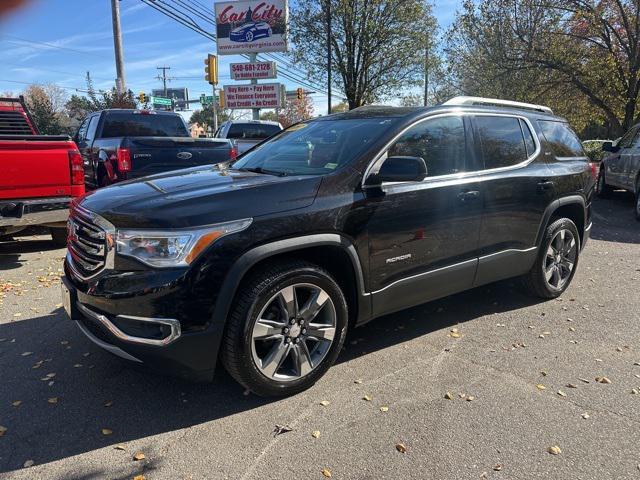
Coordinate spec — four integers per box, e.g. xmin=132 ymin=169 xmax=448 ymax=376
xmin=0 ymin=197 xmax=71 ymax=228
xmin=61 ymin=272 xmax=223 ymax=382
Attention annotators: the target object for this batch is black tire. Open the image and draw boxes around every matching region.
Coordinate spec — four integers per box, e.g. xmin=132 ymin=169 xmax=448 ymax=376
xmin=221 ymin=260 xmax=348 ymax=397
xmin=595 ymin=168 xmax=613 ymax=198
xmin=50 ymin=227 xmax=68 ymax=247
xmin=521 ymin=218 xmax=580 ymax=299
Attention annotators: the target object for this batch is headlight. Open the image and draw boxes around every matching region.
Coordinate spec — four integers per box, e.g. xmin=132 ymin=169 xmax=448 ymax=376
xmin=115 ymin=218 xmax=252 ymax=267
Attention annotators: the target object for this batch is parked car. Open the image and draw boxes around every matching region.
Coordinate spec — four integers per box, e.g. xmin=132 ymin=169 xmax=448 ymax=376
xmin=0 ymin=96 xmax=84 ymax=245
xmin=61 ymin=96 xmax=594 ymax=396
xmin=596 ymin=126 xmax=640 ymax=219
xmin=216 ymin=120 xmax=282 ymax=154
xmin=582 ymin=139 xmax=612 ymax=164
xmin=75 ymin=109 xmax=237 ymax=190
xmin=229 ymin=22 xmax=272 ymax=43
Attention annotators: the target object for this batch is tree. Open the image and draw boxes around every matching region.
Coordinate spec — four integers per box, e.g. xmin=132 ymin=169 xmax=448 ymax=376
xmin=259 ymin=111 xmax=280 ymax=122
xmin=331 ymin=101 xmax=349 ymax=113
xmin=278 ymin=97 xmax=314 ymax=127
xmin=189 ymin=106 xmax=231 ymax=133
xmin=291 ymin=0 xmax=438 ymax=109
xmin=23 ymin=84 xmax=68 ymax=135
xmin=399 ymin=94 xmax=424 ymax=107
xmin=445 ymin=0 xmax=640 ymax=137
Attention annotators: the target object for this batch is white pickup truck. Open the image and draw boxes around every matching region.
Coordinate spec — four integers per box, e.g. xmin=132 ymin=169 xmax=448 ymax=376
xmin=215 ymin=120 xmax=282 ymax=154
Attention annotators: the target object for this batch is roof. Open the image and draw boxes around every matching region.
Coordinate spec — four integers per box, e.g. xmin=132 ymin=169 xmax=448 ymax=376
xmin=223 ymin=119 xmax=281 ymax=126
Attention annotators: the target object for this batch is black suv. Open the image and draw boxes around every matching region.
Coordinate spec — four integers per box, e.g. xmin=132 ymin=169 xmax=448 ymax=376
xmin=61 ymin=97 xmax=594 ymax=396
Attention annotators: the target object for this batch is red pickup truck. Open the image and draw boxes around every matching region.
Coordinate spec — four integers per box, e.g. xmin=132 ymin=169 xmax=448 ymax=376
xmin=0 ymin=97 xmax=84 ymax=245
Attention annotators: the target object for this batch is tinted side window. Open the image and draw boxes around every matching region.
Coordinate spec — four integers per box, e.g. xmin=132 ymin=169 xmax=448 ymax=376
xmin=520 ymin=119 xmax=536 ymax=157
xmin=616 ymin=127 xmax=637 ymax=148
xmin=227 ymin=123 xmax=282 ymax=139
xmin=101 ymin=113 xmax=189 ymax=138
xmin=85 ymin=115 xmax=99 ymax=143
xmin=387 ymin=116 xmax=466 ymax=177
xmin=76 ymin=118 xmax=89 ymax=142
xmin=538 ymin=120 xmax=585 ymax=157
xmin=475 ymin=116 xmax=528 ymax=169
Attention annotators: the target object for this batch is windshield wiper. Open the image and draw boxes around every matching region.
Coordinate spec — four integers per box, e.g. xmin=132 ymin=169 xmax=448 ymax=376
xmin=237 ymin=167 xmax=288 ymax=177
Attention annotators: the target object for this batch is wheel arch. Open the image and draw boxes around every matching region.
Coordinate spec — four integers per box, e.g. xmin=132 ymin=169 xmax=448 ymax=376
xmin=535 ymin=196 xmax=586 ymax=248
xmin=212 ymin=234 xmax=371 ymax=332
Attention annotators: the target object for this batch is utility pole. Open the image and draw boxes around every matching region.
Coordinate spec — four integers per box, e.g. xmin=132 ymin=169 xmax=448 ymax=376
xmin=424 ymin=34 xmax=429 ymax=107
xmin=110 ymin=0 xmax=126 ymax=94
xmin=157 ymin=66 xmax=171 ymax=97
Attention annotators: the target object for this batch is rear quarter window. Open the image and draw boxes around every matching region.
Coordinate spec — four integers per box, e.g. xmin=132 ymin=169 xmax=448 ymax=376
xmin=537 ymin=120 xmax=585 ymax=158
xmin=474 ymin=116 xmax=529 ymax=169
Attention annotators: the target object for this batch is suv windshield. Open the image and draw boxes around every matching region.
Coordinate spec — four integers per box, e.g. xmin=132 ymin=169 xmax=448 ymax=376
xmin=101 ymin=113 xmax=189 ymax=138
xmin=232 ymin=118 xmax=394 ymax=175
xmin=227 ymin=123 xmax=281 ymax=139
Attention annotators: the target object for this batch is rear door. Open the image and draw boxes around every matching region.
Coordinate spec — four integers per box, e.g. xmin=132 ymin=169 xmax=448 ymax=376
xmin=365 ymin=114 xmax=483 ymax=316
xmin=620 ymin=127 xmax=640 ymax=190
xmin=471 ymin=114 xmax=555 ymax=286
xmin=607 ymin=126 xmax=637 ymax=188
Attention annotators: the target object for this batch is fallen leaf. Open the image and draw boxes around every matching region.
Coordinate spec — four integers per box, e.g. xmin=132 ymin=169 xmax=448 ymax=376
xmin=133 ymin=451 xmax=146 ymax=461
xmin=631 ymin=389 xmax=638 ymax=395
xmin=23 ymin=460 xmax=34 ymax=468
xmin=101 ymin=428 xmax=113 ymax=436
xmin=0 ymin=426 xmax=7 ymax=436
xmin=566 ymin=383 xmax=577 ymax=389
xmin=547 ymin=446 xmax=562 ymax=455
xmin=581 ymin=412 xmax=590 ymax=419
xmin=536 ymin=384 xmax=546 ymax=390
xmin=395 ymin=443 xmax=407 ymax=453
xmin=311 ymin=430 xmax=321 ymax=438
xmin=54 ymin=303 xmax=63 ymax=308
xmin=595 ymin=376 xmax=611 ymax=384
xmin=579 ymin=378 xmax=590 ymax=384
xmin=493 ymin=464 xmax=503 ymax=471
xmin=321 ymin=468 xmax=332 ymax=478
xmin=541 ymin=371 xmax=548 ymax=376
xmin=133 ymin=476 xmax=145 ymax=480
xmin=13 ymin=313 xmax=22 ymax=318
xmin=444 ymin=392 xmax=453 ymax=399
xmin=466 ymin=396 xmax=475 ymax=402
xmin=12 ymin=401 xmax=21 ymax=407
xmin=362 ymin=395 xmax=372 ymax=401
xmin=114 ymin=445 xmax=126 ymax=451
xmin=47 ymin=397 xmax=58 ymax=404
xmin=319 ymin=400 xmax=330 ymax=407
xmin=380 ymin=406 xmax=389 ymax=412
xmin=557 ymin=391 xmax=566 ymax=397
xmin=354 ymin=379 xmax=363 ymax=384
xmin=273 ymin=424 xmax=293 ymax=436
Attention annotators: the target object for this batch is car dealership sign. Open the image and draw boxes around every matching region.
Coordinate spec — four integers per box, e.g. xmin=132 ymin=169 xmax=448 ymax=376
xmin=215 ymin=1 xmax=288 ymax=55
xmin=230 ymin=61 xmax=277 ymax=80
xmin=223 ymin=83 xmax=282 ymax=109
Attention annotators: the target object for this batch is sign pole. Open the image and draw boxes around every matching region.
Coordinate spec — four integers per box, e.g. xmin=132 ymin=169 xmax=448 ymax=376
xmin=212 ymin=84 xmax=218 ymax=136
xmin=249 ymin=53 xmax=260 ymax=120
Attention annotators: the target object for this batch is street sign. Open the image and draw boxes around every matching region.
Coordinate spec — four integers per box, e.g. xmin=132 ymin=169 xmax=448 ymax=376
xmin=199 ymin=94 xmax=216 ymax=105
xmin=230 ymin=61 xmax=277 ymax=80
xmin=215 ymin=0 xmax=288 ymax=55
xmin=151 ymin=96 xmax=172 ymax=106
xmin=223 ymin=83 xmax=282 ymax=109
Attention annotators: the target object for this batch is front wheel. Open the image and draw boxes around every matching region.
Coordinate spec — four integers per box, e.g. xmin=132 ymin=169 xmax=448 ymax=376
xmin=245 ymin=31 xmax=254 ymax=42
xmin=521 ymin=218 xmax=580 ymax=299
xmin=595 ymin=168 xmax=613 ymax=198
xmin=221 ymin=260 xmax=348 ymax=397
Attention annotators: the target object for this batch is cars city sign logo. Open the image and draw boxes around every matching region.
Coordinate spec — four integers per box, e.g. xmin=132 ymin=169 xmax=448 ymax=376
xmin=217 ymin=2 xmax=283 ymax=24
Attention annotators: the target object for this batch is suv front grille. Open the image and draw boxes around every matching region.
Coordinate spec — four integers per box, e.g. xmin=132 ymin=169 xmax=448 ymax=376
xmin=68 ymin=208 xmax=107 ymax=277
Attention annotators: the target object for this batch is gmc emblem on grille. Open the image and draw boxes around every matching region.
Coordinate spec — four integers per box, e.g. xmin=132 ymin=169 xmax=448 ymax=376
xmin=177 ymin=151 xmax=192 ymax=160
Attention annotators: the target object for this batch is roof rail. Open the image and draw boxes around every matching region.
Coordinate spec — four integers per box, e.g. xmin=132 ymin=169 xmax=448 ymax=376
xmin=443 ymin=96 xmax=553 ymax=114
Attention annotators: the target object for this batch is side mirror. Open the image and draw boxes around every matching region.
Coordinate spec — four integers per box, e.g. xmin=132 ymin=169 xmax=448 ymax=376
xmin=602 ymin=141 xmax=618 ymax=152
xmin=376 ymin=156 xmax=427 ymax=183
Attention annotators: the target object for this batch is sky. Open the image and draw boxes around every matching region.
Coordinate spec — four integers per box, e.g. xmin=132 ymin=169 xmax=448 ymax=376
xmin=0 ymin=0 xmax=459 ymax=120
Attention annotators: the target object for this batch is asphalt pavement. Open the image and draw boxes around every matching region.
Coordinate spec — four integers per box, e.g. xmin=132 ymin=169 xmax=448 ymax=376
xmin=0 ymin=192 xmax=639 ymax=480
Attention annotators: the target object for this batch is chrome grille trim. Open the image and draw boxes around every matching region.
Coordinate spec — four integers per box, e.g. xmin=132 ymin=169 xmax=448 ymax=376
xmin=67 ymin=203 xmax=115 ymax=280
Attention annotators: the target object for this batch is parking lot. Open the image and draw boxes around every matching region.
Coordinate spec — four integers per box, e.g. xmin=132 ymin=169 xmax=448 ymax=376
xmin=0 ymin=193 xmax=638 ymax=480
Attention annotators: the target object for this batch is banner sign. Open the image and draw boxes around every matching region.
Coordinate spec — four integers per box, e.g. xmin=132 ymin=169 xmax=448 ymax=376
xmin=215 ymin=0 xmax=288 ymax=55
xmin=230 ymin=61 xmax=277 ymax=80
xmin=223 ymin=83 xmax=282 ymax=109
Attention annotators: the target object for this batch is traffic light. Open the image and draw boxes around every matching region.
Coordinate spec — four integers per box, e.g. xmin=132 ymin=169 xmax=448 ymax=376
xmin=296 ymin=87 xmax=304 ymax=100
xmin=219 ymin=89 xmax=224 ymax=108
xmin=138 ymin=92 xmax=147 ymax=104
xmin=205 ymin=54 xmax=218 ymax=85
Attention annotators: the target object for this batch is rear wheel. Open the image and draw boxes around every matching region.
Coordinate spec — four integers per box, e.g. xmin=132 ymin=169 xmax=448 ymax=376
xmin=521 ymin=218 xmax=580 ymax=299
xmin=50 ymin=227 xmax=68 ymax=247
xmin=595 ymin=168 xmax=613 ymax=198
xmin=221 ymin=260 xmax=348 ymax=397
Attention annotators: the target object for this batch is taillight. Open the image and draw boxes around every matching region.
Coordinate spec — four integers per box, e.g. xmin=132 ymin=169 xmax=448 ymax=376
xmin=68 ymin=150 xmax=84 ymax=185
xmin=229 ymin=146 xmax=238 ymax=160
xmin=117 ymin=148 xmax=131 ymax=172
xmin=589 ymin=162 xmax=598 ymax=181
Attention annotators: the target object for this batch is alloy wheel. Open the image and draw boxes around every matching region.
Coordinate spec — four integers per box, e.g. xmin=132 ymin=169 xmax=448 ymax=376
xmin=544 ymin=229 xmax=577 ymax=290
xmin=250 ymin=283 xmax=337 ymax=382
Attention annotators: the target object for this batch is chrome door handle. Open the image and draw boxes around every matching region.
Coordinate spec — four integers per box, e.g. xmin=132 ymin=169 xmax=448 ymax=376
xmin=458 ymin=190 xmax=480 ymax=202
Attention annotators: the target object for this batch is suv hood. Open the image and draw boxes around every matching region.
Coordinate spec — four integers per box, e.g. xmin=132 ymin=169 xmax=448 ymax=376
xmin=80 ymin=165 xmax=321 ymax=229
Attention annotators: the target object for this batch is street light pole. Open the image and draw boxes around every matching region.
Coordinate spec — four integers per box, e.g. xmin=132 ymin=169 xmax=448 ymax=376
xmin=110 ymin=0 xmax=126 ymax=94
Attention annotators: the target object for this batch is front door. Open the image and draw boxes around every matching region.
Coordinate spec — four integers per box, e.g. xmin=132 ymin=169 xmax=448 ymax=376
xmin=364 ymin=114 xmax=483 ymax=317
xmin=607 ymin=126 xmax=638 ymax=188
